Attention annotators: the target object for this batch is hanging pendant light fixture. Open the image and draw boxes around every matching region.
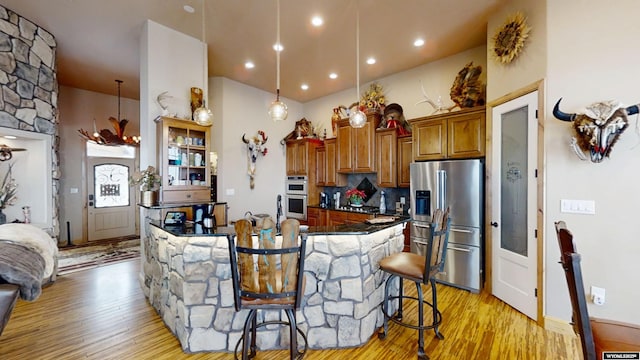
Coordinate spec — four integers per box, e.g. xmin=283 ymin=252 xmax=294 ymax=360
xmin=349 ymin=4 xmax=366 ymax=128
xmin=268 ymin=0 xmax=288 ymax=121
xmin=193 ymin=0 xmax=213 ymax=126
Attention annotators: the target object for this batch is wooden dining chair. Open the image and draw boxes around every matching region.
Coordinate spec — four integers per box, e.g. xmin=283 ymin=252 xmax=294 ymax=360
xmin=378 ymin=208 xmax=451 ymax=360
xmin=555 ymin=221 xmax=640 ymax=360
xmin=228 ymin=217 xmax=308 ymax=360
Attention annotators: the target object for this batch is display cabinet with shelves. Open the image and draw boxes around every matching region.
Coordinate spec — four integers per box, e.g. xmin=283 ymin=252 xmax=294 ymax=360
xmin=158 ymin=117 xmax=211 ymax=204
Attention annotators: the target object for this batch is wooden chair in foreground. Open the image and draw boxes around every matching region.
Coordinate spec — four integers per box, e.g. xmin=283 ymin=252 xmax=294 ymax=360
xmin=378 ymin=208 xmax=451 ymax=360
xmin=555 ymin=221 xmax=640 ymax=360
xmin=228 ymin=217 xmax=308 ymax=360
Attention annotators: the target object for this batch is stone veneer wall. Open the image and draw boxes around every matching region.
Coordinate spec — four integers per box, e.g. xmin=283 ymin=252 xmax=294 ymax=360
xmin=0 ymin=5 xmax=59 ymax=238
xmin=143 ymin=224 xmax=405 ymax=353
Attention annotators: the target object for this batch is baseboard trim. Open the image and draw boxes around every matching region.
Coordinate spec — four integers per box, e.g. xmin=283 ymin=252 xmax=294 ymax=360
xmin=544 ymin=315 xmax=575 ymax=336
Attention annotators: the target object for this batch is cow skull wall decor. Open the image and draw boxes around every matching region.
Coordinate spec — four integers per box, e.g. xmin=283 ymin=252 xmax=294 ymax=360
xmin=242 ymin=130 xmax=268 ymax=189
xmin=553 ymin=98 xmax=639 ymax=163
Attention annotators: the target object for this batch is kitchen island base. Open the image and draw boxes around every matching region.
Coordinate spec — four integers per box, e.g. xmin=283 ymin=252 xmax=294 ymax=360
xmin=141 ymin=222 xmax=405 ymax=353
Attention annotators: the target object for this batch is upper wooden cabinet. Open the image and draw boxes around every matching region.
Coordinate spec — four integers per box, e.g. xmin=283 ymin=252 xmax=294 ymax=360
xmin=316 ymin=138 xmax=346 ymax=187
xmin=337 ymin=113 xmax=381 ymax=173
xmin=397 ymin=134 xmax=412 ymax=188
xmin=375 ymin=128 xmax=398 ymax=188
xmin=410 ymin=106 xmax=485 ymax=161
xmin=157 ymin=117 xmax=211 ymax=204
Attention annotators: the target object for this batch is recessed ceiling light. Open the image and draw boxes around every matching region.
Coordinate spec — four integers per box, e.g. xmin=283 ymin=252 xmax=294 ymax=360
xmin=183 ymin=5 xmax=195 ymax=13
xmin=311 ymin=16 xmax=323 ymax=27
xmin=413 ymin=38 xmax=425 ymax=47
xmin=301 ymin=84 xmax=309 ymax=90
xmin=245 ymin=61 xmax=255 ymax=69
xmin=329 ymin=73 xmax=338 ymax=79
xmin=3 ymin=135 xmax=16 ymax=139
xmin=273 ymin=43 xmax=284 ymax=52
xmin=366 ymin=57 xmax=376 ymax=65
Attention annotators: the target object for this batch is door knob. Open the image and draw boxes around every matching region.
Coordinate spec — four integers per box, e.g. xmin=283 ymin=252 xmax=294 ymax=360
xmin=490 ymin=222 xmax=499 ymax=228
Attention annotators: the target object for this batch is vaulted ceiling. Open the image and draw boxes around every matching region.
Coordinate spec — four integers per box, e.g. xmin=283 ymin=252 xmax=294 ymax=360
xmin=0 ymin=0 xmax=504 ymax=102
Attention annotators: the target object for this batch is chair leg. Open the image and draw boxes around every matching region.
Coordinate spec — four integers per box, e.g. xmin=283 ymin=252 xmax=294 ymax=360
xmin=396 ymin=277 xmax=404 ymax=321
xmin=415 ymin=281 xmax=429 ymax=360
xmin=378 ymin=274 xmax=392 ymax=339
xmin=284 ymin=309 xmax=298 ymax=360
xmin=250 ymin=312 xmax=258 ymax=358
xmin=241 ymin=310 xmax=258 ymax=360
xmin=431 ymin=278 xmax=444 ymax=340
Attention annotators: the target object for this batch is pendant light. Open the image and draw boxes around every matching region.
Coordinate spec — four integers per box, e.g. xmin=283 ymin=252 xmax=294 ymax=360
xmin=349 ymin=4 xmax=366 ymax=128
xmin=193 ymin=0 xmax=213 ymax=126
xmin=268 ymin=0 xmax=288 ymax=121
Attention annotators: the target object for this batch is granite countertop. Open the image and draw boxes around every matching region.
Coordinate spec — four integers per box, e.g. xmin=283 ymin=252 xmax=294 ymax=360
xmin=139 ymin=201 xmax=227 ymax=210
xmin=150 ymin=216 xmax=409 ymax=237
xmin=307 ymin=204 xmax=409 ymax=217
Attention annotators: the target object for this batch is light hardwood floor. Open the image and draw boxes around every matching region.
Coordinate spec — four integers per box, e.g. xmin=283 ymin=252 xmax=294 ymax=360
xmin=0 ymin=259 xmax=580 ymax=359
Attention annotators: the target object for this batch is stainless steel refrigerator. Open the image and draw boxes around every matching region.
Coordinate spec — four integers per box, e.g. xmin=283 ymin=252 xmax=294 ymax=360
xmin=409 ymin=159 xmax=484 ymax=293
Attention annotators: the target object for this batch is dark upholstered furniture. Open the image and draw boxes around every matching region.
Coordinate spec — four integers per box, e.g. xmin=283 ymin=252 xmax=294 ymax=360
xmin=378 ymin=208 xmax=451 ymax=360
xmin=555 ymin=221 xmax=640 ymax=359
xmin=0 ymin=283 xmax=20 ymax=336
xmin=228 ymin=217 xmax=308 ymax=359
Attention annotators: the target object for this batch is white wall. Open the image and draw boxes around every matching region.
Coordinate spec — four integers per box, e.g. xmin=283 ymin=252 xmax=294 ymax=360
xmin=545 ymin=0 xmax=640 ymax=324
xmin=304 ymin=46 xmax=488 ymax=135
xmin=140 ymin=20 xmax=205 ymax=170
xmin=211 ymin=77 xmax=303 ymax=221
xmin=58 ymin=85 xmax=139 ymax=244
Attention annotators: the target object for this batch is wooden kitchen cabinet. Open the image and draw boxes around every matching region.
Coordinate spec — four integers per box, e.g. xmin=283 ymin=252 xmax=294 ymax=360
xmin=307 ymin=207 xmax=326 ymax=226
xmin=325 ymin=209 xmax=373 ymax=226
xmin=315 ymin=138 xmax=346 ymax=187
xmin=315 ymin=146 xmax=326 ymax=186
xmin=336 ymin=113 xmax=381 ymax=173
xmin=397 ymin=134 xmax=412 ymax=187
xmin=410 ymin=106 xmax=485 ymax=161
xmin=286 ymin=139 xmax=309 ymax=175
xmin=375 ymin=128 xmax=398 ymax=188
xmin=157 ymin=116 xmax=211 ymax=204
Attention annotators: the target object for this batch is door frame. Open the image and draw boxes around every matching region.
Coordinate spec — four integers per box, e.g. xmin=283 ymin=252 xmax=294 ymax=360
xmin=485 ymin=80 xmax=546 ymax=327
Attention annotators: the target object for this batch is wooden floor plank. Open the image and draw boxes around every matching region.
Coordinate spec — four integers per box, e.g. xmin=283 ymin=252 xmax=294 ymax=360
xmin=0 ymin=259 xmax=579 ymax=359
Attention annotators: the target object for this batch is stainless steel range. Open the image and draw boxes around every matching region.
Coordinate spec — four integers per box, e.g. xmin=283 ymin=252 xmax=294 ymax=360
xmin=335 ymin=205 xmax=380 ymax=214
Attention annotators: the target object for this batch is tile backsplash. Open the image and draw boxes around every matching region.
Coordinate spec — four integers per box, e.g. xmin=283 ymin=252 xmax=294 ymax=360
xmin=321 ymin=174 xmax=410 ymax=214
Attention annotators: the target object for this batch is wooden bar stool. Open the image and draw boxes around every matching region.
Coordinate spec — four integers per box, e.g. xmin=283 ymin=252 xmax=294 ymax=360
xmin=555 ymin=221 xmax=640 ymax=359
xmin=228 ymin=217 xmax=308 ymax=360
xmin=378 ymin=208 xmax=451 ymax=360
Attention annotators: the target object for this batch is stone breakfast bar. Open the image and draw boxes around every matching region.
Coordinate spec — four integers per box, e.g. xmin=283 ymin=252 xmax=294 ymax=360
xmin=140 ymin=218 xmax=407 ymax=353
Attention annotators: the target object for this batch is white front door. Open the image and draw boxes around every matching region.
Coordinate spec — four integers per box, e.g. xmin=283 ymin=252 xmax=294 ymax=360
xmin=87 ymin=157 xmax=136 ymax=241
xmin=490 ymin=91 xmax=538 ymax=320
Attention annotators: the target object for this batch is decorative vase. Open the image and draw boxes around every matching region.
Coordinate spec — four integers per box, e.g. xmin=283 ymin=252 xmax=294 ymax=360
xmin=141 ymin=190 xmax=158 ymax=207
xmin=0 ymin=209 xmax=5 ymax=225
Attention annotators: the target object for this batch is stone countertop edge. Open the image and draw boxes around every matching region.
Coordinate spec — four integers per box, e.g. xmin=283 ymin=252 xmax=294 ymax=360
xmin=149 ymin=217 xmax=409 ymax=237
xmin=138 ymin=201 xmax=227 ymax=209
xmin=307 ymin=204 xmax=409 ymax=217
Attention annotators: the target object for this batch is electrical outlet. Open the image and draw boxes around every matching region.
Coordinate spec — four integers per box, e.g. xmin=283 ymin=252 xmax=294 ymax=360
xmin=591 ymin=286 xmax=605 ymax=305
xmin=400 ymin=197 xmax=406 ymax=205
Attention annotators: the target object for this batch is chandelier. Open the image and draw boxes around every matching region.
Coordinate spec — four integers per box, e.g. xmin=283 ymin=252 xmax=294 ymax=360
xmin=78 ymin=80 xmax=140 ymax=146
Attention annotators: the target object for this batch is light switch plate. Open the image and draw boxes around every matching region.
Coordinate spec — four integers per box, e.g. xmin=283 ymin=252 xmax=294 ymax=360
xmin=560 ymin=199 xmax=595 ymax=214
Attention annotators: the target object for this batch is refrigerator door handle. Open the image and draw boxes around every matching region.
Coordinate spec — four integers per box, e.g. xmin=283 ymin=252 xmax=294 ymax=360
xmin=451 ymin=228 xmax=474 ymax=234
xmin=437 ymin=170 xmax=446 ymax=210
xmin=414 ymin=223 xmax=431 ymax=229
xmin=448 ymin=246 xmax=473 ymax=253
xmin=413 ymin=239 xmax=429 ymax=245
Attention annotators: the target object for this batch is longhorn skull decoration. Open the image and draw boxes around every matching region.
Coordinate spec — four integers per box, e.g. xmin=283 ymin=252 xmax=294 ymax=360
xmin=553 ymin=98 xmax=639 ymax=163
xmin=242 ymin=130 xmax=268 ymax=189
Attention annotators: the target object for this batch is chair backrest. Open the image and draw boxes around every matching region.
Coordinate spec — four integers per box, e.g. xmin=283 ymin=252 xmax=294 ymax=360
xmin=228 ymin=217 xmax=307 ymax=311
xmin=554 ymin=221 xmax=596 ymax=360
xmin=423 ymin=208 xmax=451 ymax=282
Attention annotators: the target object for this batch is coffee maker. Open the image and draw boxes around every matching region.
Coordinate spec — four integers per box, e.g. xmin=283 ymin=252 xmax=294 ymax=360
xmin=320 ymin=192 xmax=329 ymax=208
